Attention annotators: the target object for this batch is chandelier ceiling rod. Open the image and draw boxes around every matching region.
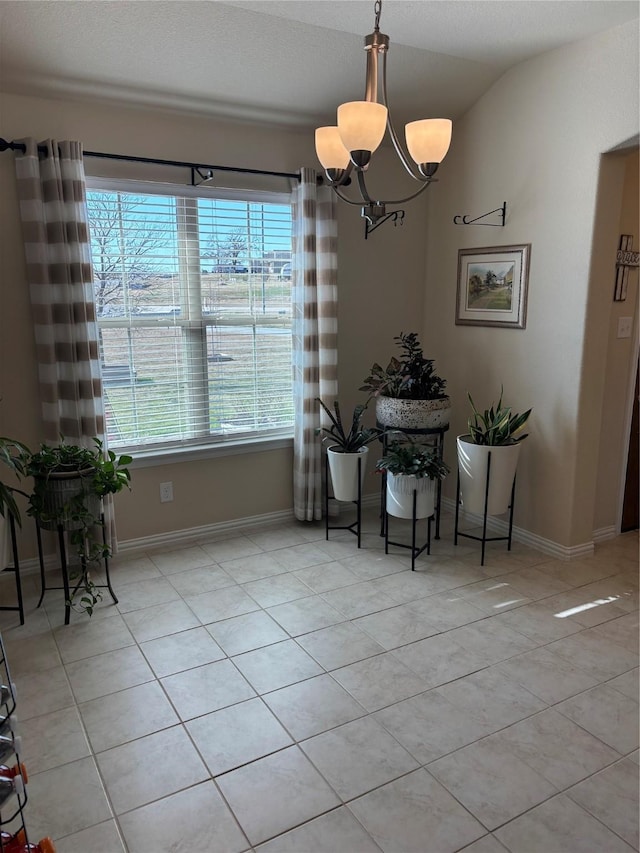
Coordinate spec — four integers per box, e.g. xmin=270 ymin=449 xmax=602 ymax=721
xmin=315 ymin=0 xmax=452 ymax=237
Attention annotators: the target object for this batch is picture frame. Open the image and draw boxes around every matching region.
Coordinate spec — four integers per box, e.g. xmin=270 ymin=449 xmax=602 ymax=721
xmin=455 ymin=244 xmax=531 ymax=329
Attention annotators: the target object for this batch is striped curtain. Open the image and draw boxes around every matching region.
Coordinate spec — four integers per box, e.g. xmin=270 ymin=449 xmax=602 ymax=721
xmin=14 ymin=139 xmax=115 ymax=545
xmin=15 ymin=139 xmax=104 ymax=440
xmin=292 ymin=168 xmax=338 ymax=521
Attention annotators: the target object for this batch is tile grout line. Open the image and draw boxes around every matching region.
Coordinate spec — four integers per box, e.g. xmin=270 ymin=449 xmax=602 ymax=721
xmin=2 ymin=518 xmax=636 ymax=851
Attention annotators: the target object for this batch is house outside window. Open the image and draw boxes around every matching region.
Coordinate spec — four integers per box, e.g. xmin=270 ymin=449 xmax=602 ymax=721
xmin=86 ymin=179 xmax=294 ymax=454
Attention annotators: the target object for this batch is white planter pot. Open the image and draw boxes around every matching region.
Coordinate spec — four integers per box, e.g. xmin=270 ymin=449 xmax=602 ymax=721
xmin=456 ymin=435 xmax=521 ymax=516
xmin=386 ymin=472 xmax=435 ymax=519
xmin=327 ymin=446 xmax=369 ymax=502
xmin=375 ymin=396 xmax=450 ymax=430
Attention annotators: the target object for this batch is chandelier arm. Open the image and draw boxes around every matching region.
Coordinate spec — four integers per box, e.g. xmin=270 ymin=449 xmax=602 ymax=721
xmin=339 ymin=160 xmax=355 ymax=183
xmin=368 ymin=178 xmax=434 ymax=208
xmin=354 ymin=157 xmax=434 ymax=206
xmin=332 ymin=185 xmax=367 ymax=207
xmin=388 ymin=179 xmax=435 ymax=205
xmin=365 ymin=43 xmax=379 ymax=103
xmin=357 ymin=170 xmax=374 ymax=204
xmin=381 ymin=52 xmax=424 ymax=182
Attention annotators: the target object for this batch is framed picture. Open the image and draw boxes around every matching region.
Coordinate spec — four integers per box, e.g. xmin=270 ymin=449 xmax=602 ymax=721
xmin=456 ymin=244 xmax=531 ymax=329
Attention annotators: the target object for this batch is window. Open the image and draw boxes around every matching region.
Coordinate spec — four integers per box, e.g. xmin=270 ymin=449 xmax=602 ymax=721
xmin=86 ymin=179 xmax=293 ymax=453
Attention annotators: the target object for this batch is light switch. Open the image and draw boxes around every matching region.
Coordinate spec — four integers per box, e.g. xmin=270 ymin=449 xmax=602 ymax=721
xmin=617 ymin=317 xmax=633 ymax=339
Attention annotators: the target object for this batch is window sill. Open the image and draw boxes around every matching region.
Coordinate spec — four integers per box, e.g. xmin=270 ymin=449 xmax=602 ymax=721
xmin=125 ymin=435 xmax=294 ymax=469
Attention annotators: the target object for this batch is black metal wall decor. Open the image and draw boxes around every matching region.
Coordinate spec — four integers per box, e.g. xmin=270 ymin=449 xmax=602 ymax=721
xmin=614 ymin=234 xmax=639 ymax=302
xmin=453 ymin=202 xmax=506 ymax=227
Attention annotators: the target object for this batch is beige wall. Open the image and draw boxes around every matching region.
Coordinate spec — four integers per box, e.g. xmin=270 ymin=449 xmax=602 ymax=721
xmin=423 ymin=21 xmax=639 ymax=548
xmin=2 ymin=18 xmax=638 ymax=557
xmin=0 ymin=92 xmax=429 ymax=556
xmin=593 ymin=150 xmax=639 ymax=533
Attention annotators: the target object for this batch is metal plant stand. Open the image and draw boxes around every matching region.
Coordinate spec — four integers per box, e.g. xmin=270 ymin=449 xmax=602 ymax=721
xmin=454 ymin=450 xmax=516 ymax=566
xmin=324 ymin=453 xmax=363 ymax=548
xmin=0 ymin=510 xmax=25 ymax=626
xmin=383 ymin=478 xmax=433 ymax=570
xmin=35 ymin=513 xmax=118 ymax=625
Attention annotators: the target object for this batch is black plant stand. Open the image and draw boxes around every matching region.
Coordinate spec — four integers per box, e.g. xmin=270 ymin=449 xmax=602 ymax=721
xmin=324 ymin=453 xmax=363 ymax=548
xmin=36 ymin=513 xmax=118 ymax=625
xmin=383 ymin=478 xmax=433 ymax=570
xmin=454 ymin=450 xmax=516 ymax=566
xmin=0 ymin=511 xmax=25 ymax=626
xmin=378 ymin=424 xmax=448 ymax=540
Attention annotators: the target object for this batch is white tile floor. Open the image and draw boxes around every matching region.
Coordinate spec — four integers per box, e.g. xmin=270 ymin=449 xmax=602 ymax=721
xmin=0 ymin=510 xmax=638 ymax=853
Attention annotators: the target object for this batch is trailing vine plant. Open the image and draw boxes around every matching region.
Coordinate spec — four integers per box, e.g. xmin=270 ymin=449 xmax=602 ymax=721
xmin=24 ymin=439 xmax=132 ymax=615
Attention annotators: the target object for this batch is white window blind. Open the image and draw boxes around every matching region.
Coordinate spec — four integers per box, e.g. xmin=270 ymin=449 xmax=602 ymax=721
xmin=86 ymin=179 xmax=293 ymax=453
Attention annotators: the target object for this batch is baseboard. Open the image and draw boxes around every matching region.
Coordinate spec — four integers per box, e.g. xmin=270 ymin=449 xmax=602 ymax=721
xmin=9 ymin=508 xmax=297 ymax=577
xmin=441 ymin=497 xmax=595 ymax=561
xmin=13 ymin=496 xmax=603 ymax=575
xmin=361 ymin=493 xmax=380 ymax=509
xmin=116 ymin=507 xmax=297 ymax=555
xmin=592 ymin=525 xmax=618 ymax=543
xmin=120 ymin=494 xmax=389 ymax=554
xmin=7 ymin=553 xmax=58 ymax=578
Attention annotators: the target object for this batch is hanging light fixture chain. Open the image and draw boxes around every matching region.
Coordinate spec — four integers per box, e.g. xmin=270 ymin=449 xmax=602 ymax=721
xmin=374 ymin=0 xmax=382 ymax=32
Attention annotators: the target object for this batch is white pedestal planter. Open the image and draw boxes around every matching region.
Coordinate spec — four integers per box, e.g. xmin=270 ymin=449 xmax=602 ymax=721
xmin=386 ymin=472 xmax=435 ymax=519
xmin=327 ymin=446 xmax=368 ymax=502
xmin=375 ymin=396 xmax=450 ymax=430
xmin=456 ymin=435 xmax=521 ymax=516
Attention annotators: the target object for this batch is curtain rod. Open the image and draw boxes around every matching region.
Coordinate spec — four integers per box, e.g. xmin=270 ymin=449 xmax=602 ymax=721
xmin=0 ymin=137 xmax=302 ymax=182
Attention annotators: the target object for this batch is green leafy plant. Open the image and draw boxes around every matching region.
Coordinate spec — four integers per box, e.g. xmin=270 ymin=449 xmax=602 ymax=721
xmin=0 ymin=436 xmax=30 ymax=525
xmin=315 ymin=398 xmax=383 ymax=452
xmin=467 ymin=389 xmax=532 ymax=446
xmin=360 ymin=332 xmax=448 ymax=400
xmin=24 ymin=438 xmax=132 ymax=615
xmin=376 ymin=440 xmax=450 ymax=480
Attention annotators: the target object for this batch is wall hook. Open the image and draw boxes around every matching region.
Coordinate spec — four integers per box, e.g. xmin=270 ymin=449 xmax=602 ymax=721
xmin=453 ymin=202 xmax=506 ymax=227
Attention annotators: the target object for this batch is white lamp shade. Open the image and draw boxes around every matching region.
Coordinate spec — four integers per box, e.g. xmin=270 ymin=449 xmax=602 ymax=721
xmin=405 ymin=119 xmax=452 ymax=164
xmin=315 ymin=127 xmax=350 ymax=170
xmin=337 ymin=102 xmax=388 ymax=154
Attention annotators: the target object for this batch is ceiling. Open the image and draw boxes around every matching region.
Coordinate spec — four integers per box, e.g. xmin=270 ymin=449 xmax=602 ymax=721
xmin=0 ymin=1 xmax=637 ymax=129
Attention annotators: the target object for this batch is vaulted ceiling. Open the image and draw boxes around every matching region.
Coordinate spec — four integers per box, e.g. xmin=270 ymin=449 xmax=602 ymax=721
xmin=0 ymin=1 xmax=637 ymax=128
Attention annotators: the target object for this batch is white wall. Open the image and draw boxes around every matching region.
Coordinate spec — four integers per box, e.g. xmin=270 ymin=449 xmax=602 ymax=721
xmin=423 ymin=21 xmax=639 ymax=549
xmin=593 ymin=150 xmax=639 ymax=534
xmin=0 ymin=92 xmax=429 ymax=556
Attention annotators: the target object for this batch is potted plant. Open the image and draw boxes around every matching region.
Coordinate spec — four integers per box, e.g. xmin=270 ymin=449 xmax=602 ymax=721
xmin=457 ymin=390 xmax=532 ymax=516
xmin=0 ymin=435 xmax=30 ymax=569
xmin=23 ymin=438 xmax=132 ymax=615
xmin=316 ymin=398 xmax=383 ymax=501
xmin=360 ymin=332 xmax=450 ymax=429
xmin=376 ymin=440 xmax=449 ymax=519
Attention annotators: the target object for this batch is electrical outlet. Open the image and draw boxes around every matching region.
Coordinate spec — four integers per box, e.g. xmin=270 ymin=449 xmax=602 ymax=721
xmin=160 ymin=481 xmax=173 ymax=503
xmin=617 ymin=317 xmax=633 ymax=339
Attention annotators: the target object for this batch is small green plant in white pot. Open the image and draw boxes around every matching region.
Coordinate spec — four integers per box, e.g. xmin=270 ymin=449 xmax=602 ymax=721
xmin=316 ymin=398 xmax=382 ymax=502
xmin=376 ymin=440 xmax=449 ymax=519
xmin=457 ymin=390 xmax=532 ymax=516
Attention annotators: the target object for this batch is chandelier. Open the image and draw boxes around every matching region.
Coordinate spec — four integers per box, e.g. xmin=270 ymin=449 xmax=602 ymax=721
xmin=315 ymin=0 xmax=452 ymax=237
